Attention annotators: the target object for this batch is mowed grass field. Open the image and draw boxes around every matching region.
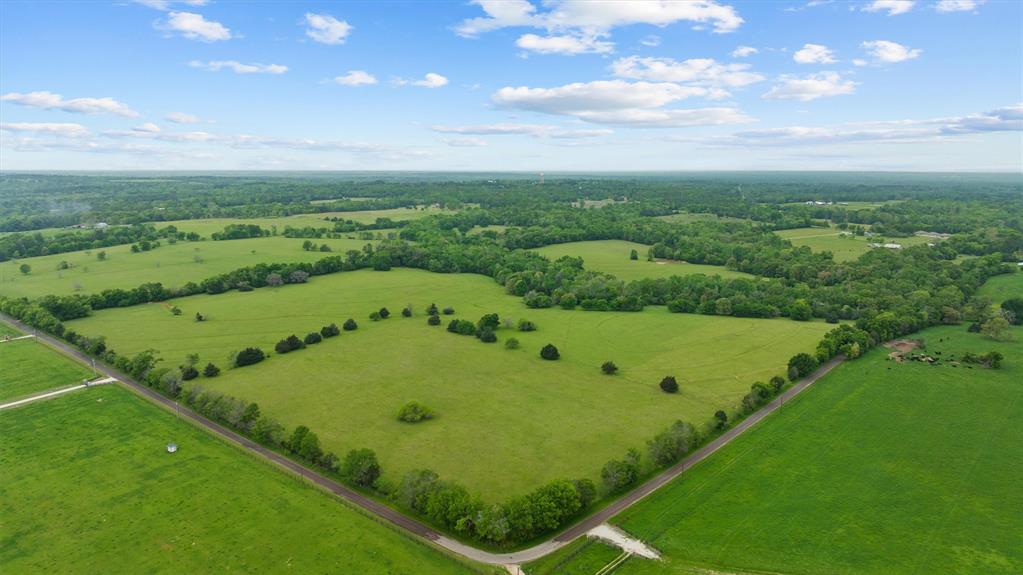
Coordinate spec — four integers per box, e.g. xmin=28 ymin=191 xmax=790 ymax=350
xmin=533 ymin=240 xmax=754 ymax=282
xmin=654 ymin=212 xmax=749 ymax=224
xmin=0 ymin=384 xmax=490 ymax=575
xmin=0 ymin=236 xmax=377 ymax=298
xmin=775 ymin=227 xmax=932 ymax=262
xmin=0 ymin=332 xmax=94 ymax=401
xmin=160 ymin=206 xmax=454 ymax=238
xmin=66 ymin=268 xmax=833 ymax=498
xmin=527 ymin=324 xmax=1023 ymax=575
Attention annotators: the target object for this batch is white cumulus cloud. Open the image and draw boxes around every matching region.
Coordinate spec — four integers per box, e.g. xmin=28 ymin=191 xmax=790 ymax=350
xmin=395 ymin=73 xmax=449 ymax=88
xmin=431 ymin=123 xmax=613 ymax=138
xmin=610 ymin=56 xmax=764 ymax=90
xmin=165 ymin=112 xmax=202 ymax=124
xmin=1 ymin=91 xmax=138 ymax=117
xmin=516 ymin=33 xmax=614 ymax=55
xmin=732 ymin=45 xmax=758 ymax=57
xmin=163 ymin=11 xmax=231 ymax=41
xmin=189 ymin=60 xmax=288 ymax=74
xmin=936 ymin=0 xmax=982 ymax=12
xmin=332 ymin=70 xmax=377 ymax=86
xmin=304 ymin=13 xmax=352 ymax=45
xmin=793 ymin=43 xmax=836 ymax=64
xmin=0 ymin=122 xmax=90 ymax=137
xmin=762 ymin=72 xmax=856 ymax=101
xmin=862 ymin=0 xmax=915 ymax=15
xmin=861 ymin=40 xmax=921 ymax=63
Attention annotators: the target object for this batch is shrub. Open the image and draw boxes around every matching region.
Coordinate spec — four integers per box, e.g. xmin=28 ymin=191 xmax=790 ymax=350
xmin=601 ymin=361 xmax=618 ymax=375
xmin=659 ymin=376 xmax=679 ymax=393
xmin=343 ymin=318 xmax=358 ymax=331
xmin=426 ymin=303 xmax=439 ymax=315
xmin=369 ymin=311 xmax=381 ymax=321
xmin=321 ymin=323 xmax=341 ymax=337
xmin=648 ymin=420 xmax=697 ymax=467
xmin=379 ymin=307 xmax=391 ymax=319
xmin=180 ymin=365 xmax=199 ymax=381
xmin=402 ymin=305 xmax=413 ymax=318
xmin=601 ymin=449 xmax=640 ymax=493
xmin=505 ymin=337 xmax=520 ymax=350
xmin=1001 ymin=297 xmax=1023 ymax=325
xmin=235 ymin=347 xmax=265 ymax=367
xmin=203 ymin=362 xmax=220 ymax=377
xmin=478 ymin=313 xmax=500 ymax=330
xmin=540 ymin=344 xmax=560 ymax=360
xmin=518 ymin=319 xmax=537 ymax=332
xmin=343 ymin=448 xmax=381 ymax=487
xmin=304 ymin=332 xmax=322 ymax=345
xmin=479 ymin=328 xmax=497 ymax=343
xmin=442 ymin=306 xmax=455 ymax=315
xmin=769 ymin=375 xmax=786 ymax=392
xmin=714 ymin=410 xmax=728 ymax=430
xmin=397 ymin=401 xmax=434 ymax=423
xmin=275 ymin=339 xmax=292 ymax=354
xmin=427 ymin=314 xmax=441 ymax=326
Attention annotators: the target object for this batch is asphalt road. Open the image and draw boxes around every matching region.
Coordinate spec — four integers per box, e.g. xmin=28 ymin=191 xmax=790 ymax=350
xmin=0 ymin=311 xmax=843 ymax=567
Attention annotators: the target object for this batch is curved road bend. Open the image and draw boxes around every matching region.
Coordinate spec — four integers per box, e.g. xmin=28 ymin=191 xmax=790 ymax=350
xmin=0 ymin=312 xmax=842 ymax=567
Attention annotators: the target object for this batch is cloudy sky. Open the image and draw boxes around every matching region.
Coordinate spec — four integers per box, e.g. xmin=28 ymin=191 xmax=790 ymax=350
xmin=1 ymin=0 xmax=1020 ymax=171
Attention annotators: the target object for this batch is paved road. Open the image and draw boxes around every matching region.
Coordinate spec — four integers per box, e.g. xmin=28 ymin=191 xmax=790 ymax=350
xmin=0 ymin=312 xmax=843 ymax=567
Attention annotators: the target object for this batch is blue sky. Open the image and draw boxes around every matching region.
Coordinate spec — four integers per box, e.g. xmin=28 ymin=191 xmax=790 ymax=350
xmin=1 ymin=0 xmax=1020 ymax=171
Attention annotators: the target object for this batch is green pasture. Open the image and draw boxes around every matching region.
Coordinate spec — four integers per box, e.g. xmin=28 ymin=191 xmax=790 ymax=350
xmin=0 ymin=384 xmax=489 ymax=574
xmin=532 ymin=240 xmax=754 ymax=282
xmin=977 ymin=269 xmax=1022 ymax=304
xmin=161 ymin=206 xmax=454 ymax=238
xmin=67 ymin=268 xmax=832 ymax=498
xmin=528 ymin=324 xmax=1023 ymax=575
xmin=0 ymin=236 xmax=377 ymax=298
xmin=653 ymin=212 xmax=748 ymax=224
xmin=0 ymin=334 xmax=94 ymax=401
xmin=775 ymin=227 xmax=932 ymax=262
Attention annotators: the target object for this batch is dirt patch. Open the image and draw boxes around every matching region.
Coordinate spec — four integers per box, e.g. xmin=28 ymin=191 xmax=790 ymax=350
xmin=885 ymin=339 xmax=921 ymax=353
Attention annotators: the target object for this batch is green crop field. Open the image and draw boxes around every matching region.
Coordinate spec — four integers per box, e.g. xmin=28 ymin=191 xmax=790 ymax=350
xmin=0 ymin=236 xmax=378 ymax=298
xmin=66 ymin=268 xmax=833 ymax=498
xmin=654 ymin=213 xmax=749 ymax=224
xmin=533 ymin=240 xmax=754 ymax=282
xmin=527 ymin=324 xmax=1023 ymax=575
xmin=0 ymin=335 xmax=94 ymax=401
xmin=775 ymin=227 xmax=933 ymax=262
xmin=0 ymin=384 xmax=490 ymax=574
xmin=977 ymin=269 xmax=1022 ymax=304
xmin=160 ymin=206 xmax=455 ymax=238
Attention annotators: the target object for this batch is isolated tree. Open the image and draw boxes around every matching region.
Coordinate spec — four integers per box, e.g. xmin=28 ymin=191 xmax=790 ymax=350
xmin=96 ymin=251 xmax=107 ymax=261
xmin=442 ymin=306 xmax=455 ymax=315
xmin=304 ymin=332 xmax=322 ymax=345
xmin=601 ymin=361 xmax=618 ymax=375
xmin=194 ymin=312 xmax=205 ymax=322
xmin=369 ymin=311 xmax=381 ymax=321
xmin=540 ymin=344 xmax=560 ymax=360
xmin=505 ymin=337 xmax=520 ymax=350
xmin=343 ymin=318 xmax=358 ymax=331
xmin=479 ymin=328 xmax=497 ymax=343
xmin=397 ymin=401 xmax=434 ymax=423
xmin=321 ymin=323 xmax=341 ymax=337
xmin=379 ymin=307 xmax=391 ymax=319
xmin=426 ymin=303 xmax=439 ymax=315
xmin=19 ymin=264 xmax=30 ymax=275
xmin=180 ymin=365 xmax=199 ymax=381
xmin=343 ymin=448 xmax=381 ymax=487
xmin=630 ymin=249 xmax=639 ymax=261
xmin=286 ymin=334 xmax=305 ymax=350
xmin=402 ymin=305 xmax=413 ymax=318
xmin=518 ymin=319 xmax=537 ymax=332
xmin=427 ymin=314 xmax=441 ymax=326
xmin=981 ymin=317 xmax=1012 ymax=341
xmin=659 ymin=375 xmax=679 ymax=393
xmin=203 ymin=362 xmax=220 ymax=377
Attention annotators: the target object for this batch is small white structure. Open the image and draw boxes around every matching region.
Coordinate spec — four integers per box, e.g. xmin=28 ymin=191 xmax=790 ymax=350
xmin=94 ymin=222 xmax=109 ymax=229
xmin=869 ymin=242 xmax=903 ymax=250
xmin=166 ymin=442 xmax=178 ymax=453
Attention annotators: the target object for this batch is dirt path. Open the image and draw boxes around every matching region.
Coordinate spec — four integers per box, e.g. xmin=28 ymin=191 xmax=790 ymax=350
xmin=0 ymin=376 xmax=116 ymax=411
xmin=0 ymin=312 xmax=844 ymax=567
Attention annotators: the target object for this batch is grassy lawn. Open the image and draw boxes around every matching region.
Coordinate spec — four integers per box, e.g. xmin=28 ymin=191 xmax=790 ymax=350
xmin=533 ymin=240 xmax=754 ymax=282
xmin=160 ymin=206 xmax=454 ymax=238
xmin=0 ymin=236 xmax=377 ymax=298
xmin=775 ymin=227 xmax=933 ymax=262
xmin=66 ymin=268 xmax=832 ymax=498
xmin=977 ymin=269 xmax=1022 ymax=304
xmin=0 ymin=335 xmax=94 ymax=402
xmin=0 ymin=384 xmax=490 ymax=574
xmin=527 ymin=324 xmax=1023 ymax=575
